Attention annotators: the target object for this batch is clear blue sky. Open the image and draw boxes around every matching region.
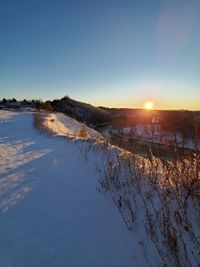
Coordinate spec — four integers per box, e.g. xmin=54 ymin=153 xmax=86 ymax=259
xmin=0 ymin=0 xmax=200 ymax=109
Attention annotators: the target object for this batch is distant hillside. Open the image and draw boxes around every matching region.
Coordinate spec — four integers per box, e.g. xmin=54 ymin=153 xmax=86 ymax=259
xmin=106 ymin=108 xmax=200 ymax=144
xmin=49 ymin=96 xmax=112 ymax=126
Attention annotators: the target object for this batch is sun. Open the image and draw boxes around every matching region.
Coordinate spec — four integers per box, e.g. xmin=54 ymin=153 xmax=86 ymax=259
xmin=144 ymin=101 xmax=154 ymax=110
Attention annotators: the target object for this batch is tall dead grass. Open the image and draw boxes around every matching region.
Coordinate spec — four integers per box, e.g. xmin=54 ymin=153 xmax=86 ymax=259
xmin=98 ymin=149 xmax=200 ymax=267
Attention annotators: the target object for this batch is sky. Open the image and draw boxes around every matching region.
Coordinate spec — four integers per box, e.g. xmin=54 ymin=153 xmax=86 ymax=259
xmin=0 ymin=0 xmax=200 ymax=110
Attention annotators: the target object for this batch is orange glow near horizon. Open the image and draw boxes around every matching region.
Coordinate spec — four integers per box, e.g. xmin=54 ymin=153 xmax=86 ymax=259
xmin=144 ymin=101 xmax=154 ymax=110
xmin=87 ymin=96 xmax=200 ymax=111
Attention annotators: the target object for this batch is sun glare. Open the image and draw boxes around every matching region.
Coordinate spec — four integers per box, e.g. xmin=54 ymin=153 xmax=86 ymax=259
xmin=144 ymin=101 xmax=154 ymax=110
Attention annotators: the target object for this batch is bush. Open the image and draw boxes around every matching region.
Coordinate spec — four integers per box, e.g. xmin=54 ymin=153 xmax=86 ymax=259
xmin=41 ymin=101 xmax=53 ymax=112
xmin=79 ymin=124 xmax=89 ymax=138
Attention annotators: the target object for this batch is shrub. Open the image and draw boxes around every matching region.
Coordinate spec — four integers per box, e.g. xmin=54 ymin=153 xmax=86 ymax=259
xmin=41 ymin=101 xmax=53 ymax=112
xmin=79 ymin=124 xmax=89 ymax=139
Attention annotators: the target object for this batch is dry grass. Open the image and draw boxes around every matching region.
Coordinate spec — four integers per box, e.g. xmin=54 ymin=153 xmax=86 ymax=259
xmin=98 ymin=149 xmax=200 ymax=267
xmin=33 ymin=111 xmax=53 ymax=135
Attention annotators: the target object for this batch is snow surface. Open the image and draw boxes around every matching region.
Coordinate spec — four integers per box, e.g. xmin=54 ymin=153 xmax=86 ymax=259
xmin=42 ymin=112 xmax=104 ymax=140
xmin=0 ymin=111 xmax=148 ymax=267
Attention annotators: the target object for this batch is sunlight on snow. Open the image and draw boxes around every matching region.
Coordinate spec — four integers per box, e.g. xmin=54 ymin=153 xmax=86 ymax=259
xmin=0 ymin=139 xmax=52 ymax=212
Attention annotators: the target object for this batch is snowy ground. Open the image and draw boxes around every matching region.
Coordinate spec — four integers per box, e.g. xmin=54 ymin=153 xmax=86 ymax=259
xmin=41 ymin=111 xmax=104 ymax=140
xmin=0 ymin=111 xmax=147 ymax=267
xmin=1 ymin=110 xmax=198 ymax=267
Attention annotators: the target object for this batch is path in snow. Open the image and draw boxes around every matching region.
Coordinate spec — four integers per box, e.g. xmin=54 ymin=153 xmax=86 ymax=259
xmin=0 ymin=112 xmax=144 ymax=267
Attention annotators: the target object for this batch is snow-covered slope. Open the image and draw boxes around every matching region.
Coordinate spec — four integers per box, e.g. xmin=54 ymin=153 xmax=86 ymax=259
xmin=0 ymin=111 xmax=142 ymax=267
xmin=1 ymin=111 xmax=199 ymax=267
xmin=41 ymin=112 xmax=104 ymax=140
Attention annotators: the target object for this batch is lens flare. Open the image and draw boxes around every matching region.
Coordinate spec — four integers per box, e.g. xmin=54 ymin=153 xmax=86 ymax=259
xmin=144 ymin=101 xmax=154 ymax=110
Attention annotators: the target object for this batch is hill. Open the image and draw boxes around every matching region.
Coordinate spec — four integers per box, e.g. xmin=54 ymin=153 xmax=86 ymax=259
xmin=50 ymin=96 xmax=112 ymax=126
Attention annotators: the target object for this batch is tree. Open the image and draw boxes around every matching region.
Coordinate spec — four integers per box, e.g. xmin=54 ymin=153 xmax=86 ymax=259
xmin=194 ymin=115 xmax=200 ymax=150
xmin=42 ymin=101 xmax=53 ymax=112
xmin=62 ymin=95 xmax=70 ymax=100
xmin=2 ymin=98 xmax=7 ymax=104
